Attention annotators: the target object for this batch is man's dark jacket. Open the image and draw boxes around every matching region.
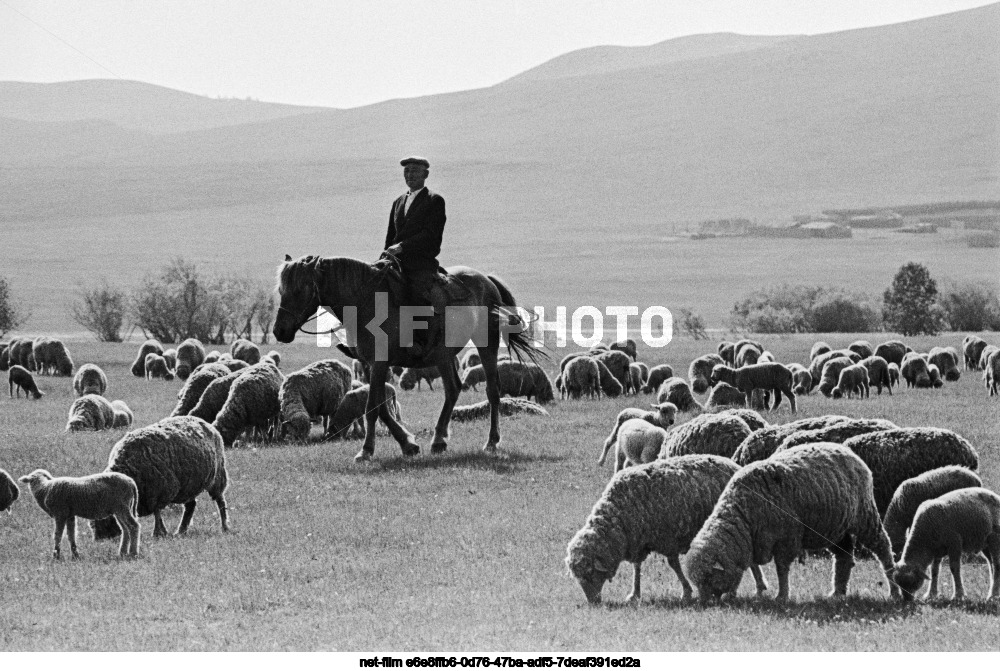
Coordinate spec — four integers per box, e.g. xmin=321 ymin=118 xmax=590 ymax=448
xmin=384 ymin=188 xmax=447 ymax=271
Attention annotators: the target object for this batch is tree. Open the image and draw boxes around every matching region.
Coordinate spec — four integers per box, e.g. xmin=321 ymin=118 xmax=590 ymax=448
xmin=938 ymin=279 xmax=1000 ymax=331
xmin=70 ymin=279 xmax=126 ymax=342
xmin=677 ymin=307 xmax=708 ymax=339
xmin=0 ymin=276 xmax=30 ymax=337
xmin=882 ymin=262 xmax=943 ymax=336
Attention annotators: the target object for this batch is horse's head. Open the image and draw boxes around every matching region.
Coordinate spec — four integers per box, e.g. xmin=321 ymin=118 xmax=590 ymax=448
xmin=273 ymin=254 xmax=323 ymax=343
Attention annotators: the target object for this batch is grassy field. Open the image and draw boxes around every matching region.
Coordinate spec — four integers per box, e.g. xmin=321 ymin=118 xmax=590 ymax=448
xmin=1 ymin=332 xmax=998 ymax=651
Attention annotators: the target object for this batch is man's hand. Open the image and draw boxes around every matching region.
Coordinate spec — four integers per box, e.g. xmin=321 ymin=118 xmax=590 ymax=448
xmin=384 ymin=244 xmax=403 ymax=256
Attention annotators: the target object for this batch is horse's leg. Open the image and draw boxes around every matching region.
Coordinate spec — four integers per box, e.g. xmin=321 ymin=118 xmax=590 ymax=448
xmin=432 ymin=356 xmax=462 ymax=454
xmin=478 ymin=347 xmax=502 ymax=452
xmin=365 ymin=363 xmax=420 ymax=460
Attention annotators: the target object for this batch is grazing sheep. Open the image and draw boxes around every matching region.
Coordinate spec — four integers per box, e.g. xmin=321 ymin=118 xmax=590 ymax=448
xmin=213 ymin=362 xmax=284 ymax=447
xmin=735 ymin=344 xmax=761 ymax=368
xmin=611 ymin=418 xmax=669 ymax=472
xmin=1 ymin=468 xmax=19 ymax=513
xmin=625 ymin=363 xmax=644 ymax=395
xmin=787 ymin=363 xmax=812 ymax=395
xmin=874 ymin=340 xmax=908 ymax=367
xmin=705 ymin=382 xmax=746 ymax=410
xmin=731 ymin=414 xmax=852 ymax=466
xmin=278 ymin=359 xmax=353 ymax=441
xmin=459 ymin=349 xmax=481 ymax=372
xmin=31 ymin=337 xmax=74 ymax=376
xmin=986 ymin=348 xmax=1000 ymax=396
xmin=66 ymin=394 xmax=117 ymax=432
xmin=963 ymin=335 xmax=987 ymax=371
xmin=660 ymin=412 xmax=751 ymax=460
xmin=220 ymin=358 xmax=250 ymax=373
xmin=809 ymin=341 xmax=832 ymax=361
xmin=558 ymin=351 xmax=594 ymax=374
xmin=883 ymin=466 xmax=983 ymax=558
xmin=843 ymin=427 xmax=980 ymax=515
xmin=0 ymin=341 xmax=9 ymax=372
xmin=8 ymin=365 xmax=43 ymax=399
xmin=130 ymin=339 xmax=163 ymax=377
xmin=188 ymin=369 xmax=248 ymax=423
xmin=460 ymin=363 xmax=486 ymax=392
xmin=171 ymin=363 xmax=231 ymax=416
xmin=832 ymin=363 xmax=870 ymax=399
xmin=230 ymin=338 xmax=262 ymax=365
xmin=928 ymin=346 xmax=961 ymax=382
xmin=110 ymin=400 xmax=134 ymax=429
xmin=857 ymin=356 xmax=892 ymax=396
xmin=73 ymin=363 xmax=108 ymax=397
xmin=774 ymin=418 xmax=898 ymax=454
xmin=323 ymin=383 xmax=402 ymax=440
xmin=174 ymin=338 xmax=206 ymax=381
xmin=20 ymin=469 xmax=140 ymax=559
xmin=567 ymin=454 xmax=768 ymax=604
xmin=265 ymin=350 xmax=281 ymax=367
xmin=656 ymin=377 xmax=703 ymax=413
xmin=734 ymin=338 xmax=764 ymax=354
xmin=893 ymin=487 xmax=1000 ymax=602
xmin=564 ymin=356 xmax=601 ymax=400
xmin=7 ymin=338 xmax=33 ymax=369
xmin=848 ymin=340 xmax=874 ymax=359
xmin=641 ymin=364 xmax=675 ymax=394
xmin=710 ymin=363 xmax=796 ymax=411
xmin=926 ymin=362 xmax=945 ymax=388
xmin=490 ymin=360 xmax=554 ymax=404
xmin=635 ymin=362 xmax=649 ymax=383
xmin=590 ymin=343 xmax=610 ymax=352
xmin=817 ymin=356 xmax=856 ymax=397
xmin=161 ymin=348 xmax=177 ymax=371
xmin=718 ymin=341 xmax=736 ymax=366
xmin=93 ymin=416 xmax=229 ymax=540
xmin=450 ymin=397 xmax=548 ymax=421
xmin=203 ymin=350 xmax=222 ymax=364
xmin=688 ymin=442 xmax=899 ymax=602
xmin=609 ymin=338 xmax=637 ymax=361
xmin=716 ymin=408 xmax=768 ymax=432
xmin=887 ymin=362 xmax=901 ymax=388
xmin=598 ymin=403 xmax=677 ymax=466
xmin=689 ymin=353 xmax=725 ymax=395
xmin=592 ymin=350 xmax=631 ymax=389
xmin=144 ymin=354 xmax=174 ymax=381
xmin=809 ymin=349 xmax=862 ymax=391
xmin=400 ymin=365 xmax=440 ymax=391
xmin=595 ymin=359 xmax=624 ymax=398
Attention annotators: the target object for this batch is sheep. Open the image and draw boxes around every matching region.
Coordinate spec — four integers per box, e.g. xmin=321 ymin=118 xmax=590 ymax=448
xmin=887 ymin=362 xmax=900 ymax=388
xmin=874 ymin=340 xmax=908 ymax=367
xmin=187 ymin=370 xmax=246 ymax=423
xmin=598 ymin=403 xmax=677 ymax=466
xmin=567 ymin=454 xmax=768 ymax=604
xmin=592 ymin=350 xmax=631 ymax=389
xmin=883 ymin=466 xmax=983 ymax=558
xmin=731 ymin=414 xmax=852 ymax=466
xmin=641 ymin=364 xmax=674 ymax=394
xmin=927 ymin=363 xmax=945 ymax=388
xmin=610 ymin=418 xmax=669 ymax=472
xmin=110 ymin=400 xmax=134 ymax=429
xmin=900 ymin=352 xmax=932 ymax=387
xmin=817 ymin=356 xmax=856 ymax=397
xmin=203 ymin=350 xmax=222 ymax=364
xmin=450 ymin=397 xmax=548 ymax=421
xmin=716 ymin=408 xmax=768 ymax=432
xmin=735 ymin=343 xmax=761 ymax=368
xmin=278 ymin=359 xmax=353 ymax=441
xmin=144 ymin=354 xmax=174 ymax=381
xmin=809 ymin=349 xmax=862 ymax=391
xmin=832 ymin=363 xmax=870 ymax=399
xmin=625 ymin=363 xmax=644 ymax=395
xmin=810 ymin=341 xmax=832 ymax=361
xmin=73 ymin=363 xmax=108 ymax=397
xmin=718 ymin=341 xmax=736 ymax=366
xmin=213 ymin=362 xmax=284 ymax=446
xmin=634 ymin=361 xmax=649 ymax=383
xmin=400 ymin=365 xmax=440 ymax=391
xmin=170 ymin=363 xmax=231 ymax=416
xmin=461 ymin=363 xmax=486 ymax=392
xmin=161 ymin=348 xmax=177 ymax=371
xmin=595 ymin=359 xmax=623 ymax=398
xmin=856 ymin=355 xmax=892 ymax=396
xmin=66 ymin=394 xmax=117 ymax=431
xmin=734 ymin=338 xmax=764 ymax=354
xmin=986 ymin=348 xmax=1000 ymax=396
xmin=659 ymin=412 xmax=751 ymax=460
xmin=129 ymin=339 xmax=162 ymax=377
xmin=19 ymin=469 xmax=140 ymax=559
xmin=8 ymin=365 xmax=43 ymax=400
xmin=174 ymin=338 xmax=206 ymax=381
xmin=1 ymin=468 xmax=19 ymax=514
xmin=963 ymin=335 xmax=987 ymax=371
xmin=92 ymin=415 xmax=229 ymax=540
xmin=774 ymin=418 xmax=898 ymax=454
xmin=893 ymin=487 xmax=1000 ymax=602
xmin=230 ymin=338 xmax=262 ymax=365
xmin=656 ymin=376 xmax=703 ymax=413
xmin=710 ymin=363 xmax=796 ymax=411
xmin=787 ymin=363 xmax=812 ymax=395
xmin=590 ymin=343 xmax=610 ymax=352
xmin=491 ymin=360 xmax=555 ymax=404
xmin=558 ymin=351 xmax=593 ymax=374
xmin=0 ymin=341 xmax=9 ymax=372
xmin=757 ymin=351 xmax=775 ymax=364
xmin=689 ymin=353 xmax=725 ymax=394
xmin=265 ymin=350 xmax=281 ymax=368
xmin=705 ymin=381 xmax=746 ymax=410
xmin=459 ymin=349 xmax=481 ymax=372
xmin=323 ymin=383 xmax=402 ymax=440
xmin=563 ymin=356 xmax=601 ymax=400
xmin=928 ymin=346 xmax=961 ymax=382
xmin=7 ymin=338 xmax=33 ymax=369
xmin=609 ymin=338 xmax=637 ymax=361
xmin=31 ymin=337 xmax=74 ymax=376
xmin=843 ymin=427 xmax=980 ymax=515
xmin=848 ymin=340 xmax=874 ymax=359
xmin=220 ymin=358 xmax=250 ymax=373
xmin=688 ymin=442 xmax=899 ymax=602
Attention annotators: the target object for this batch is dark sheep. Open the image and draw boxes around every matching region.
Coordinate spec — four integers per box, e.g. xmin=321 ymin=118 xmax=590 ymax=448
xmin=928 ymin=346 xmax=961 ymax=382
xmin=809 ymin=341 xmax=831 ymax=361
xmin=874 ymin=340 xmax=908 ymax=367
xmin=731 ymin=414 xmax=852 ymax=466
xmin=592 ymin=350 xmax=631 ymax=390
xmin=131 ymin=339 xmax=164 ymax=377
xmin=705 ymin=382 xmax=746 ymax=410
xmin=735 ymin=344 xmax=761 ymax=368
xmin=230 ymin=338 xmax=262 ymax=365
xmin=901 ymin=352 xmax=932 ymax=388
xmin=656 ymin=377 xmax=702 ymax=413
xmin=32 ymin=337 xmax=74 ymax=376
xmin=848 ymin=340 xmax=874 ymax=359
xmin=595 ymin=359 xmax=624 ymax=398
xmin=859 ymin=356 xmax=892 ymax=396
xmin=0 ymin=342 xmax=9 ymax=372
xmin=809 ymin=349 xmax=862 ymax=391
xmin=962 ymin=335 xmax=987 ymax=371
xmin=710 ymin=363 xmax=796 ymax=411
xmin=8 ymin=365 xmax=43 ymax=400
xmin=718 ymin=341 xmax=736 ymax=366
xmin=609 ymin=338 xmax=637 ymax=361
xmin=400 ymin=366 xmax=441 ymax=391
xmin=689 ymin=353 xmax=725 ymax=395
xmin=641 ymin=364 xmax=675 ymax=394
xmin=171 ymin=363 xmax=231 ymax=416
xmin=175 ymin=338 xmax=206 ymax=381
xmin=817 ymin=356 xmax=855 ymax=397
xmin=0 ymin=468 xmax=19 ymax=513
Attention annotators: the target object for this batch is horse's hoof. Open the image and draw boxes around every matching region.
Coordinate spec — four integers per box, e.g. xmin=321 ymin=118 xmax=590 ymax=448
xmin=402 ymin=442 xmax=421 ymax=457
xmin=354 ymin=450 xmax=373 ymax=463
xmin=483 ymin=442 xmax=499 ymax=453
xmin=430 ymin=440 xmax=448 ymax=454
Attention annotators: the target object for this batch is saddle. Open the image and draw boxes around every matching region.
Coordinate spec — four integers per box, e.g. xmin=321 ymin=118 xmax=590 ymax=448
xmin=373 ymin=254 xmax=471 ymax=310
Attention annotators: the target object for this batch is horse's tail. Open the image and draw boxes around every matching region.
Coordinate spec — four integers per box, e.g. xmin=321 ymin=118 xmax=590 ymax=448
xmin=487 ymin=274 xmax=549 ymax=366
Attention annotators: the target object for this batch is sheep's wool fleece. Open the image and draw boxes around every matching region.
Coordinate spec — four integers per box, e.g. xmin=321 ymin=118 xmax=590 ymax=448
xmin=106 ymin=415 xmax=227 ymax=517
xmin=451 ymin=398 xmax=548 ymax=422
xmin=883 ymin=465 xmax=983 ymax=554
xmin=660 ymin=413 xmax=751 ymax=459
xmin=213 ymin=362 xmax=284 ymax=444
xmin=687 ymin=442 xmax=888 ymax=596
xmin=842 ymin=428 xmax=980 ymax=514
xmin=775 ymin=418 xmax=898 ymax=453
xmin=0 ymin=468 xmax=19 ymax=512
xmin=717 ymin=408 xmax=768 ymax=432
xmin=67 ymin=394 xmax=116 ymax=431
xmin=731 ymin=415 xmax=852 ymax=466
xmin=567 ymin=455 xmax=740 ymax=582
xmin=172 ymin=364 xmax=232 ymax=416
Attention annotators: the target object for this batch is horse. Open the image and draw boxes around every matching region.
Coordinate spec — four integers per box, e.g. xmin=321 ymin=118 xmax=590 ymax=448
xmin=273 ymin=254 xmax=543 ymax=461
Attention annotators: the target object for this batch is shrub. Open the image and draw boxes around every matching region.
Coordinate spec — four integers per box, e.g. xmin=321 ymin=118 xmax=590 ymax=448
xmin=0 ymin=276 xmax=30 ymax=337
xmin=882 ymin=262 xmax=943 ymax=336
xmin=70 ymin=279 xmax=126 ymax=342
xmin=809 ymin=294 xmax=882 ymax=332
xmin=730 ymin=284 xmax=881 ymax=333
xmin=967 ymin=231 xmax=1000 ymax=248
xmin=677 ymin=307 xmax=709 ymax=339
xmin=939 ymin=279 xmax=1000 ymax=331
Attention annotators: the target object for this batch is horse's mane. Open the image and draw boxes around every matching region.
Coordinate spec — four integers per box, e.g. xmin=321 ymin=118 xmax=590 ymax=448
xmin=275 ymin=255 xmax=377 ymax=297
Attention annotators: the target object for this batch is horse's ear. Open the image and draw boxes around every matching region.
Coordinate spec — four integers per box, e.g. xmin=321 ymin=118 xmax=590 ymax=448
xmin=284 ymin=254 xmax=292 ymax=262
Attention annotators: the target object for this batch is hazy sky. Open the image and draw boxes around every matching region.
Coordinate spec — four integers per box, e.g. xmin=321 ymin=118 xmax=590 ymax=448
xmin=2 ymin=0 xmax=994 ymax=108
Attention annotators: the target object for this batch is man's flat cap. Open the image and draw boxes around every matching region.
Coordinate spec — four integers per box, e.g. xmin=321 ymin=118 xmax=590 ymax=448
xmin=400 ymin=156 xmax=430 ymax=168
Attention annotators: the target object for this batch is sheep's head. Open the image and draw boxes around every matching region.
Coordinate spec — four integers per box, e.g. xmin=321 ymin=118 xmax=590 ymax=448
xmin=280 ymin=413 xmax=311 ymax=442
xmin=831 ymin=388 xmax=843 ymax=399
xmin=691 ymin=376 xmax=710 ymax=394
xmin=18 ymin=469 xmax=53 ymax=491
xmin=710 ymin=365 xmax=732 ymax=385
xmin=565 ymin=530 xmax=618 ymax=605
xmin=688 ymin=545 xmax=744 ymax=602
xmin=651 ymin=402 xmax=677 ymax=427
xmin=891 ymin=563 xmax=927 ymax=602
xmin=58 ymin=358 xmax=74 ymax=376
xmin=399 ymin=370 xmax=417 ymax=390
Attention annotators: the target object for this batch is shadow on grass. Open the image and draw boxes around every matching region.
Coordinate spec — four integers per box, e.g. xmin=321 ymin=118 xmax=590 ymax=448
xmin=363 ymin=448 xmax=566 ymax=475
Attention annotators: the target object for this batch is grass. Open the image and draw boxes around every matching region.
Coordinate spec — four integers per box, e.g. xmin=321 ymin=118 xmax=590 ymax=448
xmin=0 ymin=333 xmax=998 ymax=651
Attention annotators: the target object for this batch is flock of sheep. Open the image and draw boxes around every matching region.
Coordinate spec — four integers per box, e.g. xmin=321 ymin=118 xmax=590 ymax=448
xmin=1 ymin=330 xmax=999 ymax=608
